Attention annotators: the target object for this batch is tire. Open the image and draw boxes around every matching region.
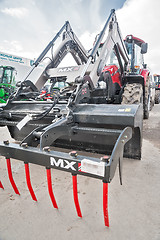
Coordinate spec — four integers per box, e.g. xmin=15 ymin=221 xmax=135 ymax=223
xmin=121 ymin=83 xmax=143 ymax=105
xmin=143 ymin=76 xmax=150 ymax=119
xmin=149 ymin=98 xmax=154 ymax=111
xmin=155 ymin=90 xmax=160 ymax=104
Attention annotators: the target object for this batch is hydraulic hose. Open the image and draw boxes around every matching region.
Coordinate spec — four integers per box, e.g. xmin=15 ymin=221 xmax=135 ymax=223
xmin=32 ymin=94 xmax=59 ymax=121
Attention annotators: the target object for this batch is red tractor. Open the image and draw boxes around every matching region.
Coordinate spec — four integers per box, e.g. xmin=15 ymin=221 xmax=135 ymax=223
xmin=99 ymin=34 xmax=150 ymax=119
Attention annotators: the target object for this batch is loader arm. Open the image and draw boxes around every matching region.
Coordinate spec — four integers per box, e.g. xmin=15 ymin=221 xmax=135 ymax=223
xmin=24 ymin=21 xmax=89 ymax=90
xmin=88 ymin=11 xmax=129 ymax=86
xmin=25 ymin=8 xmax=129 ymax=93
xmin=59 ymin=8 xmax=130 ymax=106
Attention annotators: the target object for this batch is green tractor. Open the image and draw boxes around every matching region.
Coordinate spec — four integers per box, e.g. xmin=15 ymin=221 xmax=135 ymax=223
xmin=0 ymin=66 xmax=17 ymax=103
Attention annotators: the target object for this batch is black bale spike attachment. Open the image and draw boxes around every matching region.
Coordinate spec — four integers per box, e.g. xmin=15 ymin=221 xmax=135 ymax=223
xmin=0 ymin=127 xmax=132 ymax=227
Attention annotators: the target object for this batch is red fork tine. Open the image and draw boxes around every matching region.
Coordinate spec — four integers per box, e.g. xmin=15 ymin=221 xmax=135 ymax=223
xmin=72 ymin=174 xmax=82 ymax=218
xmin=103 ymin=182 xmax=109 ymax=227
xmin=0 ymin=181 xmax=4 ymax=189
xmin=24 ymin=163 xmax=37 ymax=201
xmin=6 ymin=158 xmax=20 ymax=195
xmin=46 ymin=168 xmax=58 ymax=209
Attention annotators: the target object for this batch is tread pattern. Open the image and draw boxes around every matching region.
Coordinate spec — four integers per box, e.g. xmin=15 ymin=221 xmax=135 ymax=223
xmin=155 ymin=90 xmax=160 ymax=104
xmin=143 ymin=76 xmax=150 ymax=119
xmin=121 ymin=83 xmax=143 ymax=105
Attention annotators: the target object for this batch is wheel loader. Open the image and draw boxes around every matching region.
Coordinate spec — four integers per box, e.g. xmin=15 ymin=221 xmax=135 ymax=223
xmin=0 ymin=66 xmax=17 ymax=103
xmin=0 ymin=9 xmax=151 ymax=227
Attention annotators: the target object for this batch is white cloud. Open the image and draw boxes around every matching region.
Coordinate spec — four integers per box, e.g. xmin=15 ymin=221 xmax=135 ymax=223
xmin=77 ymin=0 xmax=160 ymax=74
xmin=116 ymin=0 xmax=160 ymax=73
xmin=1 ymin=7 xmax=29 ymax=18
xmin=0 ymin=0 xmax=159 ymax=74
xmin=0 ymin=40 xmax=23 ymax=52
xmin=0 ymin=40 xmax=39 ymax=59
xmin=80 ymin=31 xmax=98 ymax=50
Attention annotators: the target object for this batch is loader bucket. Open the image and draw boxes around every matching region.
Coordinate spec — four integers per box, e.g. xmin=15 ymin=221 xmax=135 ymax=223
xmin=0 ymin=93 xmax=143 ymax=227
xmin=0 ymin=126 xmax=132 ymax=227
xmin=0 ymin=101 xmax=143 ymax=159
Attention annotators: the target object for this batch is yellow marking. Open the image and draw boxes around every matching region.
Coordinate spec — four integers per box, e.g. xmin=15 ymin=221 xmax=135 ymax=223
xmin=125 ymin=108 xmax=131 ymax=112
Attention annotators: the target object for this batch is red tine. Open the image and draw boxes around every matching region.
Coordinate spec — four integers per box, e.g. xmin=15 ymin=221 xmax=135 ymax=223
xmin=24 ymin=163 xmax=37 ymax=201
xmin=6 ymin=158 xmax=20 ymax=195
xmin=46 ymin=168 xmax=58 ymax=209
xmin=72 ymin=175 xmax=82 ymax=218
xmin=0 ymin=181 xmax=4 ymax=189
xmin=103 ymin=182 xmax=109 ymax=227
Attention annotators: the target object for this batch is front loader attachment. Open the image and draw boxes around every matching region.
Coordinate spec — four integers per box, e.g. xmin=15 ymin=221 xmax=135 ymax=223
xmin=0 ymin=126 xmax=132 ymax=227
xmin=0 ymin=9 xmax=144 ymax=227
xmin=0 ymin=102 xmax=143 ymax=159
xmin=0 ymin=100 xmax=143 ymax=226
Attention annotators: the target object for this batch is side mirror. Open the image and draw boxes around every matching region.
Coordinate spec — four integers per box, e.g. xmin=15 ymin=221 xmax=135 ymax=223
xmin=141 ymin=42 xmax=148 ymax=54
xmin=143 ymin=63 xmax=147 ymax=69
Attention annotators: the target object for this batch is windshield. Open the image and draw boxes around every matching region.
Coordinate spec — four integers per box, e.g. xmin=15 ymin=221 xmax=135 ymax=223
xmin=154 ymin=75 xmax=160 ymax=84
xmin=0 ymin=67 xmax=4 ymax=83
xmin=134 ymin=44 xmax=143 ymax=65
xmin=97 ymin=44 xmax=120 ymax=67
xmin=42 ymin=81 xmax=69 ymax=92
xmin=126 ymin=42 xmax=143 ymax=72
xmin=53 ymin=81 xmax=68 ymax=89
xmin=104 ymin=49 xmax=119 ymax=67
xmin=2 ymin=69 xmax=12 ymax=84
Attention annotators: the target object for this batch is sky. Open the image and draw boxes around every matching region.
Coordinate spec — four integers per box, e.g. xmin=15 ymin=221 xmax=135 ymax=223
xmin=0 ymin=0 xmax=160 ymax=73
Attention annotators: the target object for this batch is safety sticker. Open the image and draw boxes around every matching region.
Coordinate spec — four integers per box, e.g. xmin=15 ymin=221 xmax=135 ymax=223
xmin=81 ymin=159 xmax=105 ymax=177
xmin=125 ymin=108 xmax=131 ymax=112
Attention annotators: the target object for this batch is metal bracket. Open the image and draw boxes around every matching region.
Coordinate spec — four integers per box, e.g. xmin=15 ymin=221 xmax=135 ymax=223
xmin=0 ymin=127 xmax=132 ymax=183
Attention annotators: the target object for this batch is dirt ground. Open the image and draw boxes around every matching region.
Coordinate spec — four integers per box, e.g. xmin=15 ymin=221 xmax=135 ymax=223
xmin=0 ymin=104 xmax=160 ymax=240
